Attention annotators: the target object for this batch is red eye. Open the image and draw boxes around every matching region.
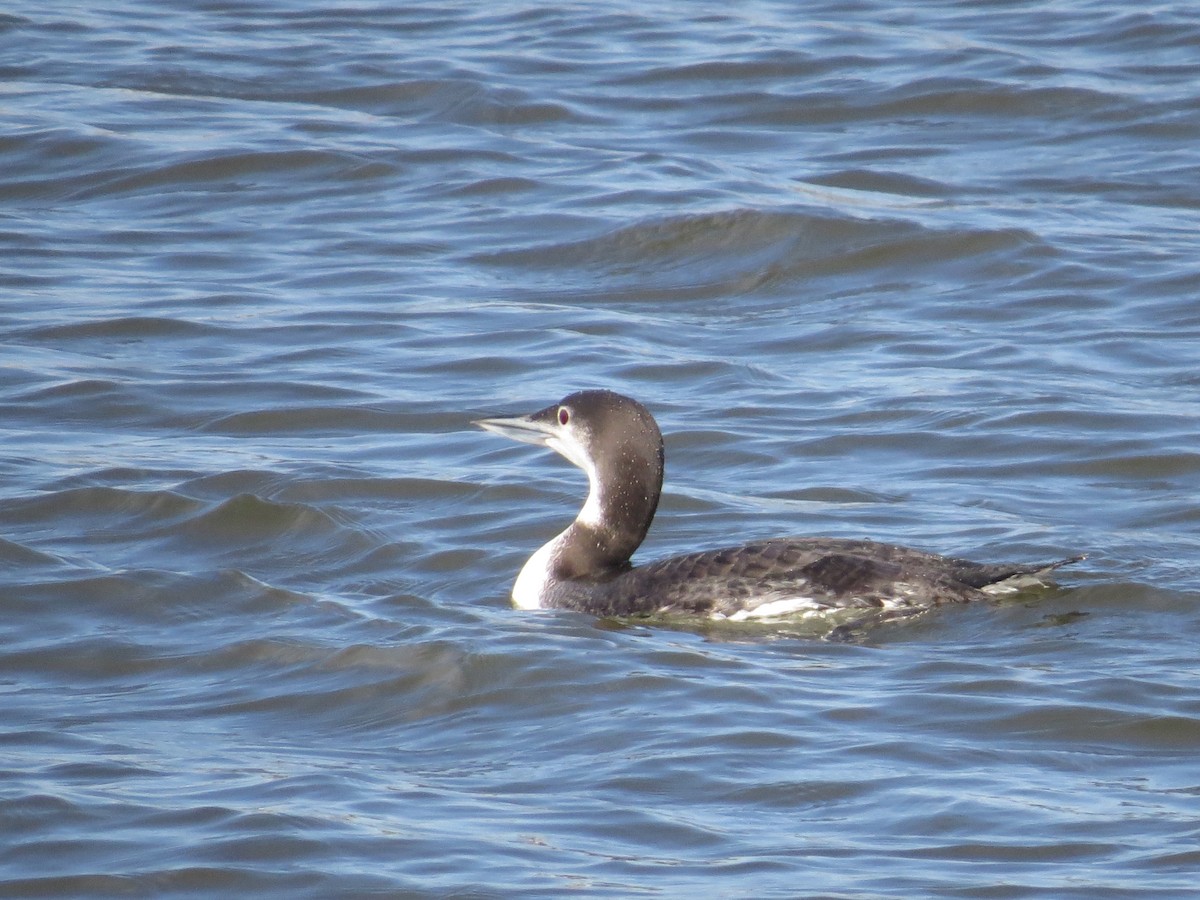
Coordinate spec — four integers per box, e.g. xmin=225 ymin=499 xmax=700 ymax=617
xmin=558 ymin=407 xmax=570 ymax=426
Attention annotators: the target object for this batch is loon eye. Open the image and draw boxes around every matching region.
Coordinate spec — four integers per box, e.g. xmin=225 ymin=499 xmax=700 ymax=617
xmin=558 ymin=407 xmax=570 ymax=426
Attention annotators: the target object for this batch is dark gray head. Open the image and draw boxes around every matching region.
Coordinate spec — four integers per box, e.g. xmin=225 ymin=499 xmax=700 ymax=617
xmin=475 ymin=389 xmax=665 ymax=575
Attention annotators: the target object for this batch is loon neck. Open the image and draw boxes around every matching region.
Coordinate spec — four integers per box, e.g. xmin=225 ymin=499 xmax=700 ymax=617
xmin=573 ymin=459 xmax=659 ymax=568
xmin=513 ymin=436 xmax=663 ymax=609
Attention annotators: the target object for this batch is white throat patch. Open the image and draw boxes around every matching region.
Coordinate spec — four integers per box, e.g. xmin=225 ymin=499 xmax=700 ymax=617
xmin=547 ymin=433 xmax=604 ymax=530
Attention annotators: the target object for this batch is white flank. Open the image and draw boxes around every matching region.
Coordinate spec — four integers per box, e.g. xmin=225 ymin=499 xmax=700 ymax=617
xmin=981 ymin=573 xmax=1047 ymax=595
xmin=723 ymin=596 xmax=822 ymax=622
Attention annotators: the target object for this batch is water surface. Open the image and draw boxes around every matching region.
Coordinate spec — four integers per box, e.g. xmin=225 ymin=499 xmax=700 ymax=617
xmin=2 ymin=1 xmax=1199 ymax=896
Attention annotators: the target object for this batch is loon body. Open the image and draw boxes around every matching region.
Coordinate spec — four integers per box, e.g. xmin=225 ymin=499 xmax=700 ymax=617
xmin=476 ymin=390 xmax=1081 ymax=622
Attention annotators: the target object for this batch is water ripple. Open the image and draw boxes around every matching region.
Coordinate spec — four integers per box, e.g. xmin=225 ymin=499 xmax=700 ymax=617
xmin=3 ymin=0 xmax=1199 ymax=896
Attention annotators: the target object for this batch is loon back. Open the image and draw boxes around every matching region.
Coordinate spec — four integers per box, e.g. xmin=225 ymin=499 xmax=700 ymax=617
xmin=539 ymin=537 xmax=1084 ymax=620
xmin=475 ymin=390 xmax=1082 ymax=620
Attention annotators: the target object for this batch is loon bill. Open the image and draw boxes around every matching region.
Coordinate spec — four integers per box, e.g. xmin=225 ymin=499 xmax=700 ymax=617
xmin=475 ymin=389 xmax=1082 ymax=622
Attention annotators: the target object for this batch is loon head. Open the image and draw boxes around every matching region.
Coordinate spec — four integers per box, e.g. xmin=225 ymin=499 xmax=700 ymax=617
xmin=475 ymin=390 xmax=665 ymax=606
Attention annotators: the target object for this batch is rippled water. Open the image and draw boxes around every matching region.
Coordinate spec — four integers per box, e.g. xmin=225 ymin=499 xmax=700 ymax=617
xmin=3 ymin=1 xmax=1199 ymax=896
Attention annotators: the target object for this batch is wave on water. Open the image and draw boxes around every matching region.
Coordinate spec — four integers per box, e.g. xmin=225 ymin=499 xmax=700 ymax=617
xmin=475 ymin=206 xmax=1041 ymax=298
xmin=3 ymin=0 xmax=1199 ymax=895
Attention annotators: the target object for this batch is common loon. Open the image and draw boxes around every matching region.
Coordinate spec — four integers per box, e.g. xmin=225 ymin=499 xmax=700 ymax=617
xmin=476 ymin=389 xmax=1081 ymax=622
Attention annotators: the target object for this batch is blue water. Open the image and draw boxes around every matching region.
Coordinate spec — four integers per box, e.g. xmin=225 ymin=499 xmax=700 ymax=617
xmin=2 ymin=2 xmax=1199 ymax=896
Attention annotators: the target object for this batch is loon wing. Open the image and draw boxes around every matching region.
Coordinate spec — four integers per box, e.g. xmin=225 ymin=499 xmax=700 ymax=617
xmin=577 ymin=539 xmax=1082 ymax=619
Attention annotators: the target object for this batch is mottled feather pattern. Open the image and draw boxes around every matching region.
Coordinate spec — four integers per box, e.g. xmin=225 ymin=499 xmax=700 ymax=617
xmin=549 ymin=538 xmax=1080 ymax=619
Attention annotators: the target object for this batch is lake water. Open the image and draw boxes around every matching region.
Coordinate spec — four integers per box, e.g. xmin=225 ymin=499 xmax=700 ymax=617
xmin=2 ymin=1 xmax=1199 ymax=896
